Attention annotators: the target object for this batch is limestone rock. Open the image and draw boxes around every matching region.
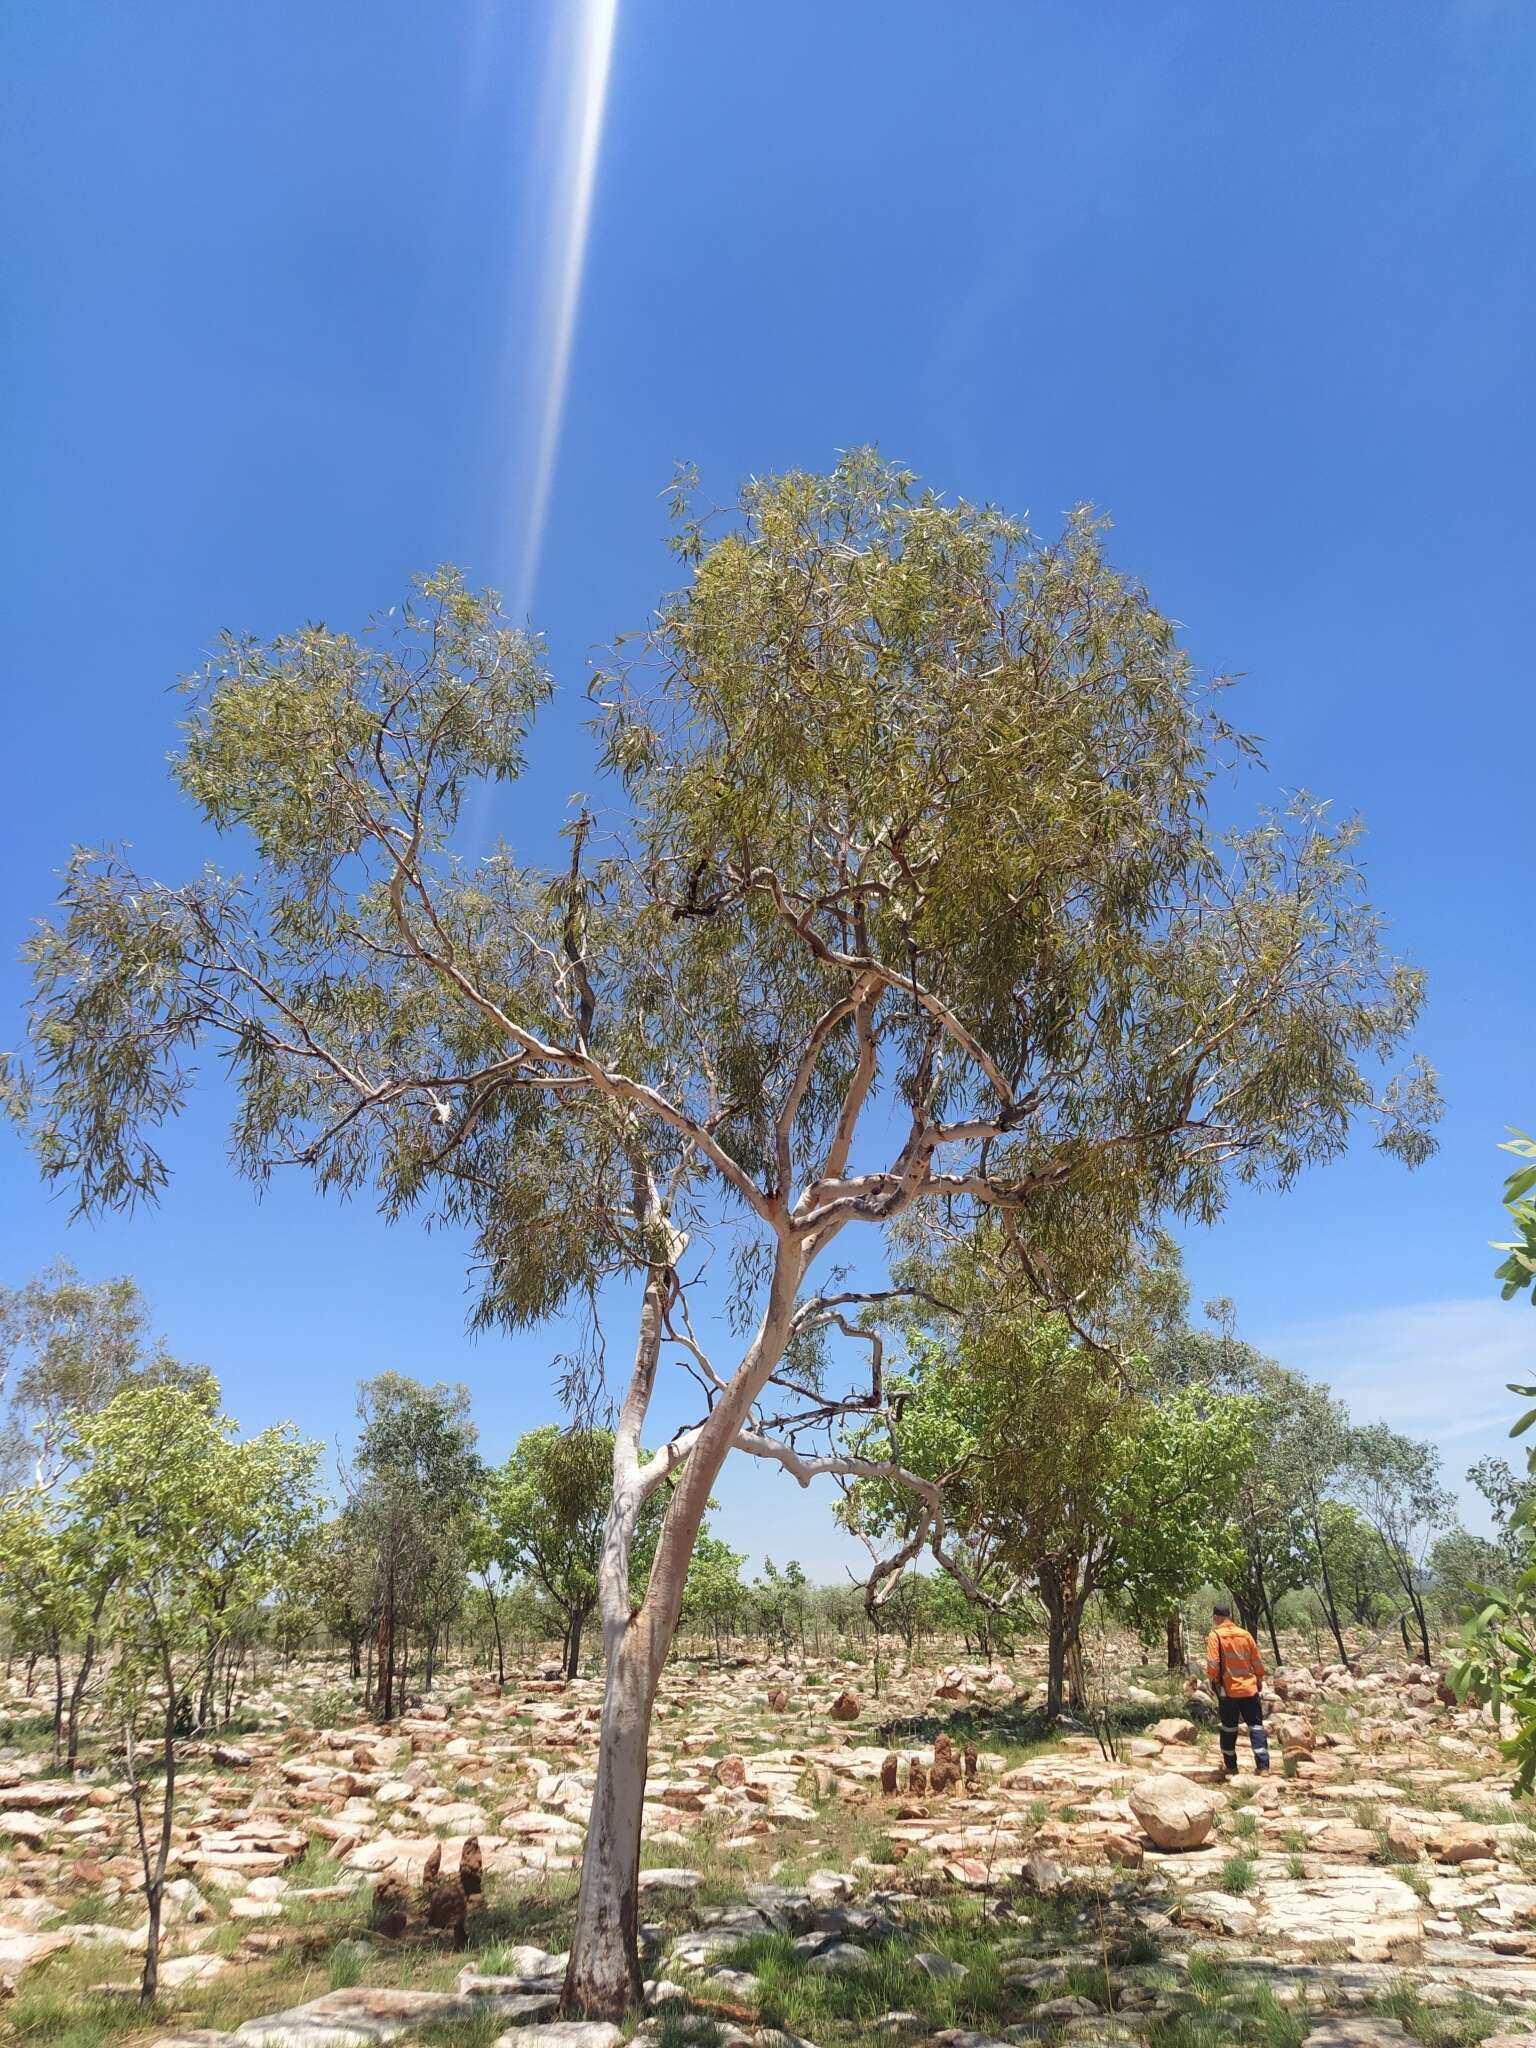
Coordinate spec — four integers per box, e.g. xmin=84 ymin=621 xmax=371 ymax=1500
xmin=1311 ymin=1821 xmax=1377 ymax=1857
xmin=496 ymin=2027 xmax=624 ymax=2048
xmin=1127 ymin=1773 xmax=1220 ymax=1850
xmin=1435 ymin=1820 xmax=1496 ymax=1863
xmin=1300 ymin=2022 xmax=1416 ymax=2046
xmin=1385 ymin=1814 xmax=1422 ymax=1860
xmin=1148 ymin=1718 xmax=1198 ymax=1744
xmin=234 ymin=1986 xmax=550 ymax=2045
xmin=1180 ymin=1890 xmax=1259 ymax=1937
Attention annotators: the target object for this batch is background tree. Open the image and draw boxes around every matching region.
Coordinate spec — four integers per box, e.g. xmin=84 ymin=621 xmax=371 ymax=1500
xmin=0 ymin=1492 xmax=89 ymax=1766
xmin=679 ymin=1533 xmax=747 ymax=1664
xmin=345 ymin=1374 xmax=481 ymax=1719
xmin=63 ymin=1380 xmax=319 ymax=2000
xmin=0 ymin=1264 xmax=196 ymax=1490
xmin=1430 ymin=1523 xmax=1512 ymax=1625
xmin=492 ymin=1426 xmax=618 ymax=1679
xmin=3 ymin=460 xmax=1438 ymax=2016
xmin=1346 ymin=1423 xmax=1455 ymax=1662
xmin=844 ymin=1238 xmax=1254 ymax=1720
xmin=749 ymin=1558 xmax=811 ymax=1660
xmin=1313 ymin=1500 xmax=1399 ymax=1630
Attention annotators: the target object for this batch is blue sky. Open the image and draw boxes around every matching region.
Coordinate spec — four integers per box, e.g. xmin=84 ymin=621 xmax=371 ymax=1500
xmin=2 ymin=1 xmax=1533 ymax=1573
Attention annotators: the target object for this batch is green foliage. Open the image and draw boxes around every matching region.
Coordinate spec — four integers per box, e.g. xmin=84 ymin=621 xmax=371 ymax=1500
xmin=1317 ymin=1500 xmax=1400 ymax=1625
xmin=63 ymin=1379 xmax=322 ymax=1710
xmin=0 ymin=1263 xmax=201 ymax=1491
xmin=750 ymin=1558 xmax=810 ymax=1653
xmin=38 ymin=1377 xmax=322 ymax=1996
xmin=1495 ymin=1132 xmax=1536 ymax=1305
xmin=482 ymin=1424 xmax=649 ymax=1671
xmin=845 ymin=1230 xmax=1253 ymax=1702
xmin=5 ymin=462 xmax=1435 ymax=1341
xmin=1449 ymin=1138 xmax=1536 ymax=1789
xmin=680 ymin=1532 xmax=748 ymax=1641
xmin=340 ymin=1374 xmax=482 ymax=1708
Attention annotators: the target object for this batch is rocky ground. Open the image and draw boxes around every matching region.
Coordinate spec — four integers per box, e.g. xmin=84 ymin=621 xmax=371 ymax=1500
xmin=3 ymin=1643 xmax=1536 ymax=2048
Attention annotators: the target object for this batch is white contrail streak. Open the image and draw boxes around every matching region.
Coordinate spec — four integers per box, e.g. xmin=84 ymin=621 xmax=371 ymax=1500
xmin=507 ymin=0 xmax=621 ymax=622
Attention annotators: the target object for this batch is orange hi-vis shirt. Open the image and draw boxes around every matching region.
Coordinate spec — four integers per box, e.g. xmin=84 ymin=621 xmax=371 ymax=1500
xmin=1206 ymin=1620 xmax=1265 ymax=1698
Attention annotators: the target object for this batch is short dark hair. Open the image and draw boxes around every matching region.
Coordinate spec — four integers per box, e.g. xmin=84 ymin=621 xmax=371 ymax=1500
xmin=1212 ymin=1603 xmax=1231 ymax=1618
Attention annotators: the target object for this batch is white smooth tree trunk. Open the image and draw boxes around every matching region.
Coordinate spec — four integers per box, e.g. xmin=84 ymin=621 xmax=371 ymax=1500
xmin=563 ymin=1241 xmax=808 ymax=2018
xmin=560 ymin=1625 xmax=658 ymax=2013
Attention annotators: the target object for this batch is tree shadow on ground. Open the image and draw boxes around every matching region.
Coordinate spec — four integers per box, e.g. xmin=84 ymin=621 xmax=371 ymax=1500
xmin=873 ymin=1694 xmax=1200 ymax=1752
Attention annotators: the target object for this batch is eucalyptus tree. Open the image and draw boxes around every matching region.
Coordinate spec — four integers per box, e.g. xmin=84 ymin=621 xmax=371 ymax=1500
xmin=63 ymin=1381 xmax=319 ymax=2000
xmin=346 ymin=1374 xmax=481 ymax=1716
xmin=2 ymin=457 xmax=1437 ymax=2015
xmin=1222 ymin=1356 xmax=1354 ymax=1667
xmin=679 ymin=1532 xmax=747 ymax=1664
xmin=1467 ymin=1455 xmax=1536 ymax=1577
xmin=0 ymin=1264 xmax=192 ymax=1490
xmin=0 ymin=1491 xmax=88 ymax=1765
xmin=1346 ymin=1422 xmax=1454 ymax=1662
xmin=488 ymin=1424 xmax=648 ymax=1678
xmin=842 ymin=1269 xmax=1254 ymax=1720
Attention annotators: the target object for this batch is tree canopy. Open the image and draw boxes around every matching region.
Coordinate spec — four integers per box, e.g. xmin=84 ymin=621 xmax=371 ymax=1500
xmin=2 ymin=454 xmax=1441 ymax=2017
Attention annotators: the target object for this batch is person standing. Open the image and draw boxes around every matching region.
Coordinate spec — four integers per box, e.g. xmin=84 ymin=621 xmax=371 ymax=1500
xmin=1206 ymin=1602 xmax=1270 ymax=1776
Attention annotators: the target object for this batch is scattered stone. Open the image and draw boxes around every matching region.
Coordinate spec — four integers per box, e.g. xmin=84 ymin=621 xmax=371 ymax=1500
xmin=1311 ymin=1822 xmax=1379 ymax=1857
xmin=1179 ymin=1890 xmax=1259 ymax=1937
xmin=1385 ymin=1815 xmax=1422 ymax=1860
xmin=1148 ymin=1718 xmax=1198 ymax=1744
xmin=637 ymin=1867 xmax=703 ymax=1894
xmin=1127 ymin=1773 xmax=1220 ymax=1850
xmin=1435 ymin=1821 xmax=1497 ymax=1863
xmin=829 ymin=1690 xmax=861 ymax=1722
xmin=1300 ymin=2022 xmax=1416 ymax=2046
xmin=802 ymin=1940 xmax=874 ymax=1972
xmin=495 ymin=2027 xmax=624 ymax=2048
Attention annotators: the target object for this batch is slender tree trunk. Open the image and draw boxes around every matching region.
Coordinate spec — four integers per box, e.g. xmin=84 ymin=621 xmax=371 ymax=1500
xmin=141 ymin=1700 xmax=177 ymax=2004
xmin=1261 ymin=1590 xmax=1282 ymax=1668
xmin=564 ymin=1242 xmax=805 ymax=2017
xmin=1306 ymin=1503 xmax=1353 ymax=1670
xmin=565 ymin=1608 xmax=588 ymax=1681
xmin=376 ymin=1575 xmax=395 ymax=1723
xmin=1410 ymin=1594 xmax=1430 ymax=1664
xmin=1166 ymin=1610 xmax=1185 ymax=1672
xmin=1065 ymin=1635 xmax=1087 ymax=1711
xmin=483 ymin=1574 xmax=505 ymax=1686
xmin=1064 ymin=1577 xmax=1091 ymax=1712
xmin=50 ymin=1644 xmax=65 ymax=1768
xmin=1039 ymin=1578 xmax=1066 ymax=1723
xmin=197 ymin=1641 xmax=216 ymax=1731
xmin=66 ymin=1610 xmax=103 ymax=1775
